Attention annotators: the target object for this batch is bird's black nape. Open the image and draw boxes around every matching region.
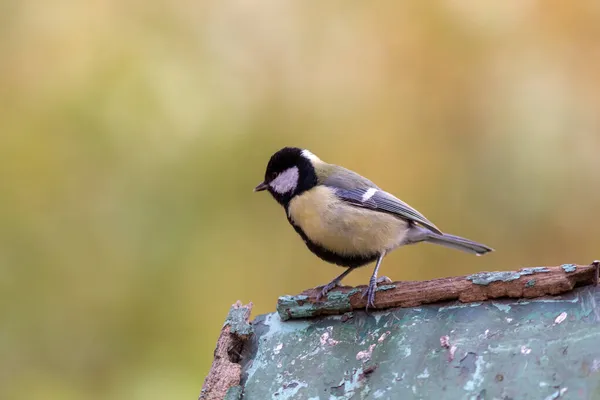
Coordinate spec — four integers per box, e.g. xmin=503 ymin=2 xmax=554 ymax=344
xmin=261 ymin=147 xmax=318 ymax=206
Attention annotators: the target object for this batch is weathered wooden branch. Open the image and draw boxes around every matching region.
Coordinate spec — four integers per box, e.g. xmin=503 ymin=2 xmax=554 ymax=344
xmin=199 ymin=301 xmax=253 ymax=400
xmin=277 ymin=261 xmax=600 ymax=321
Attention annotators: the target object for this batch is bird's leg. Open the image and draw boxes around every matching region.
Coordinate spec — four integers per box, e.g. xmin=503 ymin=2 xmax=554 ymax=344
xmin=315 ymin=267 xmax=356 ymax=301
xmin=362 ymin=251 xmax=386 ymax=311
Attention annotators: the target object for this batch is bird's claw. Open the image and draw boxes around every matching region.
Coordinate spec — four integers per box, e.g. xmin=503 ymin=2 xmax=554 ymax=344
xmin=360 ymin=276 xmax=392 ymax=311
xmin=315 ymin=281 xmax=341 ymax=301
xmin=362 ymin=280 xmax=378 ymax=311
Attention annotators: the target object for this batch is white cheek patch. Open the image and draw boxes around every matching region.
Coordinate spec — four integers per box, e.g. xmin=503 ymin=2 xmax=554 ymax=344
xmin=361 ymin=188 xmax=378 ymax=202
xmin=301 ymin=149 xmax=321 ymax=162
xmin=270 ymin=166 xmax=299 ymax=194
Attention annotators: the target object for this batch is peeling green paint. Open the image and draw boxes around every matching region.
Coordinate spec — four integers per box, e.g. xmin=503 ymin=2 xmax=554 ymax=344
xmin=526 ymin=279 xmax=536 ymax=287
xmin=330 ymin=366 xmax=373 ymax=399
xmin=466 ymin=267 xmax=550 ymax=285
xmin=327 ymin=288 xmax=360 ymax=302
xmin=492 ymin=302 xmax=511 ymax=313
xmin=323 ymin=289 xmax=360 ymax=314
xmin=276 ymin=295 xmax=319 ymax=321
xmin=276 ymin=290 xmax=362 ymax=321
xmin=562 ymin=264 xmax=577 ymax=273
xmin=241 ymin=285 xmax=600 ymax=399
xmin=376 ymin=284 xmax=396 ymax=291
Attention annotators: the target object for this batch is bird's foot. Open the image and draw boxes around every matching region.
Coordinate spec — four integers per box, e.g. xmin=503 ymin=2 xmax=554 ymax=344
xmin=315 ymin=280 xmax=341 ymax=301
xmin=362 ymin=282 xmax=377 ymax=311
xmin=361 ymin=281 xmax=376 ymax=311
xmin=361 ymin=276 xmax=391 ymax=311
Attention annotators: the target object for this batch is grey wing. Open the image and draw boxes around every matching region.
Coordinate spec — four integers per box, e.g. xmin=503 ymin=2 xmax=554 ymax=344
xmin=332 ymin=187 xmax=443 ymax=234
xmin=321 ymin=166 xmax=381 ymax=190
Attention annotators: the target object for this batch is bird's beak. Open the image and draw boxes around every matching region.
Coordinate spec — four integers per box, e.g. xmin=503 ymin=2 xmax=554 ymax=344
xmin=254 ymin=181 xmax=268 ymax=192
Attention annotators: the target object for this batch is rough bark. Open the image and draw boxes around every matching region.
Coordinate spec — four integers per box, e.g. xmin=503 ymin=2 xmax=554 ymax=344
xmin=199 ymin=301 xmax=253 ymax=400
xmin=277 ymin=261 xmax=600 ymax=321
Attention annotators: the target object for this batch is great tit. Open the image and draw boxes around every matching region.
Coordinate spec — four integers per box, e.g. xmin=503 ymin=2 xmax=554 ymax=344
xmin=254 ymin=147 xmax=493 ymax=309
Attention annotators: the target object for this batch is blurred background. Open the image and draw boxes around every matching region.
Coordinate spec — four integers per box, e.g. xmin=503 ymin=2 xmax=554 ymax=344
xmin=1 ymin=0 xmax=599 ymax=398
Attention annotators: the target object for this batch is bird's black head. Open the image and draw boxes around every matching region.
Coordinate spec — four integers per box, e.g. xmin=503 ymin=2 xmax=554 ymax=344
xmin=254 ymin=147 xmax=319 ymax=206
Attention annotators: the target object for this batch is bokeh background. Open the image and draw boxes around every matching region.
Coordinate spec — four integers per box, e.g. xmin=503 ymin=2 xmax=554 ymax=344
xmin=1 ymin=1 xmax=599 ymax=399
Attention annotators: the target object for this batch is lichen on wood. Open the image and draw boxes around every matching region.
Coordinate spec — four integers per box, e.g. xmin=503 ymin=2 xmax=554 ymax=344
xmin=276 ymin=261 xmax=600 ymax=321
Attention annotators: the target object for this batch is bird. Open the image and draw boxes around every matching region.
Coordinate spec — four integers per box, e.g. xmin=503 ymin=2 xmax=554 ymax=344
xmin=254 ymin=146 xmax=493 ymax=310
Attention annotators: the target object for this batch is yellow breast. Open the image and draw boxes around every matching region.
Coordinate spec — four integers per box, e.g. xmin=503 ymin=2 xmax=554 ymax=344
xmin=288 ymin=186 xmax=408 ymax=255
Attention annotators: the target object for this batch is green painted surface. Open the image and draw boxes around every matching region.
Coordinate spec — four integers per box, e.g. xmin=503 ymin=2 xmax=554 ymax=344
xmin=240 ymin=286 xmax=600 ymax=399
xmin=224 ymin=386 xmax=243 ymax=400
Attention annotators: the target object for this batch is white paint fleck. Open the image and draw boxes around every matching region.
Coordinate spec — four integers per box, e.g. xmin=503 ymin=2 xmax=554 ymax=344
xmin=543 ymin=387 xmax=568 ymax=400
xmin=521 ymin=345 xmax=532 ymax=355
xmin=300 ymin=346 xmax=321 ymax=360
xmin=361 ymin=188 xmax=378 ymax=202
xmin=369 ymin=330 xmax=380 ymax=341
xmin=554 ymin=311 xmax=568 ymax=325
xmin=531 ymin=297 xmax=579 ymax=304
xmin=373 ymin=388 xmax=387 ymax=398
xmin=263 ymin=313 xmax=311 ymax=336
xmin=335 ymin=368 xmax=368 ymax=398
xmin=592 ymin=359 xmax=600 ymax=372
xmin=356 ymin=344 xmax=376 ymax=362
xmin=412 ymin=386 xmax=417 ymax=394
xmin=506 ymin=318 xmax=513 ymax=323
xmin=539 ymin=382 xmax=549 ymax=387
xmin=417 ymin=368 xmax=430 ymax=379
xmin=439 ymin=302 xmax=482 ymax=312
xmin=373 ymin=313 xmax=384 ymax=324
xmin=378 ymin=331 xmax=391 ymax=343
xmin=463 ymin=355 xmax=487 ymax=391
xmin=274 ymin=343 xmax=283 ymax=355
xmin=402 ymin=347 xmax=412 ymax=358
xmin=301 ymin=149 xmax=321 ymax=162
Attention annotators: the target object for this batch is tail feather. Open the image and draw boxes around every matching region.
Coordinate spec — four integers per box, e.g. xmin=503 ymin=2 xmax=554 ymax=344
xmin=424 ymin=232 xmax=494 ymax=255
